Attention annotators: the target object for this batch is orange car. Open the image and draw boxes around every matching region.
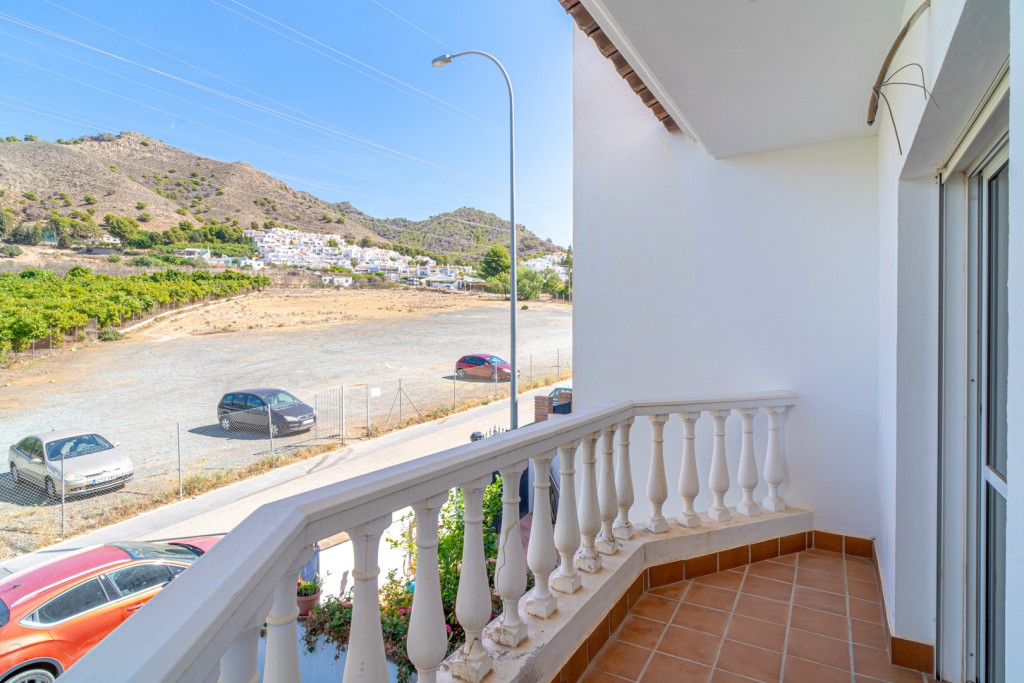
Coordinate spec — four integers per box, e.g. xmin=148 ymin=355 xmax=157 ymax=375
xmin=0 ymin=536 xmax=220 ymax=683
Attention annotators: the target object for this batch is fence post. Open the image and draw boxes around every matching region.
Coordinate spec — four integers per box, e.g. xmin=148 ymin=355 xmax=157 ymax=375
xmin=452 ymin=375 xmax=456 ymax=411
xmin=177 ymin=423 xmax=183 ymax=498
xmin=366 ymin=386 xmax=371 ymax=438
xmin=557 ymin=349 xmax=561 ymax=381
xmin=60 ymin=451 xmax=66 ymax=536
xmin=267 ymin=406 xmax=275 ymax=457
xmin=315 ymin=393 xmax=321 ymax=442
xmin=530 ymin=354 xmax=533 ymax=387
xmin=341 ymin=386 xmax=346 ymax=446
xmin=399 ymin=379 xmax=403 ymax=426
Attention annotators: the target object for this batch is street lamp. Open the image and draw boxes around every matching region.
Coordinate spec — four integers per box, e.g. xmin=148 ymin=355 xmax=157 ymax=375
xmin=433 ymin=51 xmax=519 ymax=430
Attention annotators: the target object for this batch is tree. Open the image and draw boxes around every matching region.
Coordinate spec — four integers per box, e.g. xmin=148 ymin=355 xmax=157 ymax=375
xmin=478 ymin=245 xmax=511 ymax=280
xmin=84 ymin=194 xmax=97 ymax=205
xmin=327 ymin=238 xmax=339 ymax=248
xmin=0 ymin=245 xmax=22 ymax=258
xmin=104 ymin=214 xmax=140 ymax=243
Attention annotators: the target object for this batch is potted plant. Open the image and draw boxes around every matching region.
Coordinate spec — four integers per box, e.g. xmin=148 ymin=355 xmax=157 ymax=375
xmin=296 ymin=574 xmax=323 ymax=617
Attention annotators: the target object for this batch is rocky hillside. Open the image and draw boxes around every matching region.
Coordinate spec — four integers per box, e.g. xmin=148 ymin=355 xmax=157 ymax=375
xmin=0 ymin=132 xmax=560 ymax=262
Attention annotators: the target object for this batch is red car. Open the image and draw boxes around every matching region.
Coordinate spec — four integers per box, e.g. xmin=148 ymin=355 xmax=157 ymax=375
xmin=0 ymin=536 xmax=220 ymax=683
xmin=455 ymin=354 xmax=518 ymax=382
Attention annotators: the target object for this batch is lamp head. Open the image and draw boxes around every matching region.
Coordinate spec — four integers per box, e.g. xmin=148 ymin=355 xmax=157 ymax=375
xmin=431 ymin=54 xmax=453 ymax=68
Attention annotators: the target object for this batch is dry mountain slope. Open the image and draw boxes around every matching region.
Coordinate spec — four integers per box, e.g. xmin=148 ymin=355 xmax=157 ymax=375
xmin=0 ymin=132 xmax=560 ymax=262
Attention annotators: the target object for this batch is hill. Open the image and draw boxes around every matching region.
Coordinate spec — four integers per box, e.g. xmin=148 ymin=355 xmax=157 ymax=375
xmin=0 ymin=132 xmax=561 ymax=264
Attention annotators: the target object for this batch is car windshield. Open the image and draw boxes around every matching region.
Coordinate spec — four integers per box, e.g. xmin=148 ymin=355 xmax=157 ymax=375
xmin=263 ymin=391 xmax=300 ymax=408
xmin=111 ymin=542 xmax=202 ymax=562
xmin=487 ymin=357 xmax=507 ymax=365
xmin=45 ymin=434 xmax=114 ymax=461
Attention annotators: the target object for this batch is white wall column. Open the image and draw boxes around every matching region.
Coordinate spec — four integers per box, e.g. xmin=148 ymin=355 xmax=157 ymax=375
xmin=494 ymin=461 xmax=528 ymax=647
xmin=219 ymin=627 xmax=260 ymax=683
xmin=762 ymin=406 xmax=787 ymax=512
xmin=677 ymin=412 xmax=702 ymax=527
xmin=707 ymin=410 xmax=732 ymax=521
xmin=552 ymin=441 xmax=583 ymax=593
xmin=736 ymin=408 xmax=761 ymax=517
xmin=452 ymin=476 xmax=494 ymax=683
xmin=596 ymin=426 xmax=620 ymax=554
xmin=343 ymin=515 xmax=392 ymax=682
xmin=526 ymin=450 xmax=558 ymax=618
xmin=613 ymin=418 xmax=635 ymax=539
xmin=645 ymin=414 xmax=669 ymax=533
xmin=575 ymin=433 xmax=603 ymax=573
xmin=408 ymin=493 xmax=451 ymax=683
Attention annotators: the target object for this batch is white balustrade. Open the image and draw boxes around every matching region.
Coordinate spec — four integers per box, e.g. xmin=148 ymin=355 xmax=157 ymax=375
xmin=452 ymin=475 xmax=495 ymax=683
xmin=676 ymin=411 xmax=702 ymax=528
xmin=736 ymin=408 xmax=761 ymax=516
xmin=220 ymin=628 xmax=260 ymax=683
xmin=596 ymin=426 xmax=620 ymax=555
xmin=494 ymin=461 xmax=529 ymax=647
xmin=574 ymin=433 xmax=603 ymax=574
xmin=343 ymin=515 xmax=392 ymax=682
xmin=707 ymin=410 xmax=732 ymax=522
xmin=763 ymin=405 xmax=788 ymax=512
xmin=526 ymin=451 xmax=558 ymax=618
xmin=613 ymin=419 xmax=635 ymax=540
xmin=645 ymin=415 xmax=669 ymax=533
xmin=552 ymin=441 xmax=583 ymax=593
xmin=408 ymin=493 xmax=451 ymax=683
xmin=263 ymin=550 xmax=312 ymax=683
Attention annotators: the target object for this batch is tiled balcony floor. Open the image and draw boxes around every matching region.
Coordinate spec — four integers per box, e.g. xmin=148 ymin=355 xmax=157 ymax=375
xmin=580 ymin=549 xmax=936 ymax=683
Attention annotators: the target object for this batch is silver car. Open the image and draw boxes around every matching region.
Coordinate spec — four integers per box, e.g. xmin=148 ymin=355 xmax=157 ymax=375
xmin=8 ymin=429 xmax=134 ymax=499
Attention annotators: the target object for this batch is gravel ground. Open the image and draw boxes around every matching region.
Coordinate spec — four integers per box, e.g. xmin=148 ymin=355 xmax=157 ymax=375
xmin=0 ymin=298 xmax=571 ymax=556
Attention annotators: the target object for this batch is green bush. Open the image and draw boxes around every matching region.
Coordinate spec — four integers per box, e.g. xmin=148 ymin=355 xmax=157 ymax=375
xmin=84 ymin=194 xmax=97 ymax=205
xmin=107 ymin=254 xmax=122 ymax=263
xmin=98 ymin=328 xmax=124 ymax=341
xmin=0 ymin=245 xmax=22 ymax=258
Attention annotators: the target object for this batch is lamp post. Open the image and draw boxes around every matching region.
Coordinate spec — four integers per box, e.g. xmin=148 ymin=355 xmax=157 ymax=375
xmin=433 ymin=51 xmax=519 ymax=429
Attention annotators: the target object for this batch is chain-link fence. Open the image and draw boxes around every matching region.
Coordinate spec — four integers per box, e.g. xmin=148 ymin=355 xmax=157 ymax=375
xmin=0 ymin=349 xmax=571 ymax=562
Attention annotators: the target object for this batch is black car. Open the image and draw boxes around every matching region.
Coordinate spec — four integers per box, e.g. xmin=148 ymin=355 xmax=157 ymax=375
xmin=217 ymin=389 xmax=316 ymax=436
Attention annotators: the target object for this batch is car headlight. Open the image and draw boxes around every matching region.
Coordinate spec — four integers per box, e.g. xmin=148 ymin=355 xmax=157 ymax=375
xmin=284 ymin=416 xmax=299 ymax=423
xmin=64 ymin=472 xmax=85 ymax=482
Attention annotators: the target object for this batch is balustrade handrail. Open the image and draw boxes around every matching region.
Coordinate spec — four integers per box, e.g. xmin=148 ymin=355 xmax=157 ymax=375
xmin=62 ymin=390 xmax=797 ymax=683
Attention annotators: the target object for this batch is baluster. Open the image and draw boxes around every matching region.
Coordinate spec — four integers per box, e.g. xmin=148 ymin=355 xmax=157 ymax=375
xmin=613 ymin=419 xmax=635 ymax=540
xmin=343 ymin=515 xmax=392 ymax=682
xmin=708 ymin=410 xmax=731 ymax=521
xmin=220 ymin=627 xmax=260 ymax=683
xmin=596 ymin=426 xmax=620 ymax=554
xmin=645 ymin=415 xmax=669 ymax=533
xmin=574 ymin=433 xmax=603 ymax=573
xmin=676 ymin=412 xmax=702 ymax=528
xmin=452 ymin=476 xmax=494 ymax=682
xmin=264 ymin=548 xmax=312 ymax=683
xmin=762 ymin=405 xmax=788 ymax=512
xmin=526 ymin=450 xmax=558 ymax=617
xmin=408 ymin=492 xmax=451 ymax=682
xmin=495 ymin=461 xmax=528 ymax=647
xmin=736 ymin=408 xmax=761 ymax=516
xmin=552 ymin=441 xmax=583 ymax=593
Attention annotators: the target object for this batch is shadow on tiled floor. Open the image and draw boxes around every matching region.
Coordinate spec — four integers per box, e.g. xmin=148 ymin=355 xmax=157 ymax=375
xmin=581 ymin=549 xmax=937 ymax=683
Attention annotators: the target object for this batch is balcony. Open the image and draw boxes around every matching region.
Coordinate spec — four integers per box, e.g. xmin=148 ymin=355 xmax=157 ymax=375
xmin=62 ymin=389 xmax=900 ymax=683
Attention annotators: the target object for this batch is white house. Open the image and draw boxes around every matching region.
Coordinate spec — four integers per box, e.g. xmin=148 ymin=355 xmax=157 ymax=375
xmin=64 ymin=2 xmax=1018 ymax=682
xmin=320 ymin=275 xmax=353 ymax=287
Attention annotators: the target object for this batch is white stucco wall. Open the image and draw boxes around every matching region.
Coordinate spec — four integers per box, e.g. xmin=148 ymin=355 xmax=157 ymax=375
xmin=572 ymin=30 xmax=881 ymax=539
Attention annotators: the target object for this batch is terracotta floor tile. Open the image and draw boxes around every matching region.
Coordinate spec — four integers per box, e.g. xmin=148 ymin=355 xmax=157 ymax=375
xmin=793 ymin=586 xmax=847 ymax=616
xmin=747 ymin=560 xmax=796 ymax=583
xmin=805 ymin=547 xmax=844 ymax=560
xmin=742 ymin=574 xmax=794 ymax=602
xmin=850 ymin=618 xmax=888 ymax=650
xmin=795 ymin=567 xmax=847 ymax=595
xmin=786 ymin=628 xmax=851 ymax=670
xmin=847 ymin=577 xmax=881 ymax=601
xmin=657 ymin=625 xmax=723 ymax=666
xmin=849 ymin=597 xmax=883 ymax=623
xmin=845 ymin=561 xmax=878 ymax=583
xmin=684 ymin=583 xmax=739 ymax=612
xmin=797 ymin=554 xmax=845 ymax=576
xmin=853 ymin=645 xmax=927 ymax=683
xmin=770 ymin=553 xmax=798 ymax=566
xmin=581 ymin=670 xmax=633 ymax=683
xmin=733 ymin=593 xmax=791 ymax=625
xmin=673 ymin=602 xmax=731 ymax=636
xmin=716 ymin=640 xmax=783 ymax=682
xmin=783 ymin=656 xmax=852 ymax=682
xmin=639 ymin=652 xmax=712 ymax=683
xmin=695 ymin=570 xmax=745 ymax=591
xmin=593 ymin=639 xmax=652 ymax=680
xmin=650 ymin=581 xmax=690 ymax=602
xmin=618 ymin=615 xmax=667 ymax=649
xmin=726 ymin=614 xmax=787 ymax=652
xmin=632 ymin=594 xmax=679 ymax=623
xmin=710 ymin=670 xmax=758 ymax=683
xmin=789 ymin=605 xmax=850 ymax=641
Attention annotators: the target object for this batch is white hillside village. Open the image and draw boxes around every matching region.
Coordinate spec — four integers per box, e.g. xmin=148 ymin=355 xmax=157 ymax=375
xmin=182 ymin=226 xmax=570 ymax=289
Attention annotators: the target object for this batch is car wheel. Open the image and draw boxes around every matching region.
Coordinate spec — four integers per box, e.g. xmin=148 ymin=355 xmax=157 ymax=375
xmin=44 ymin=477 xmax=58 ymax=500
xmin=9 ymin=463 xmax=20 ymax=485
xmin=491 ymin=370 xmax=500 ymax=382
xmin=4 ymin=668 xmax=57 ymax=683
xmin=219 ymin=413 xmax=232 ymax=432
xmin=456 ymin=368 xmax=465 ymax=379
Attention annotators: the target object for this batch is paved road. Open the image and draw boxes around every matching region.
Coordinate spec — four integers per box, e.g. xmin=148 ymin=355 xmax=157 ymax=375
xmin=0 ymin=298 xmax=571 ymax=556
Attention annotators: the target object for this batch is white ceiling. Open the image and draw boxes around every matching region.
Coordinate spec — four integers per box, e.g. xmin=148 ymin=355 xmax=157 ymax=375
xmin=583 ymin=0 xmax=907 ymax=158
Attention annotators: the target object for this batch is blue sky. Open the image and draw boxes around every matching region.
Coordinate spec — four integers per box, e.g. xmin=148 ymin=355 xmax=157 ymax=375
xmin=0 ymin=1 xmax=574 ymax=247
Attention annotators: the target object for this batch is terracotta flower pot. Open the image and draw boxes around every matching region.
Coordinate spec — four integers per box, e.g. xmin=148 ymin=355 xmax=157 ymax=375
xmin=296 ymin=590 xmax=321 ymax=617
